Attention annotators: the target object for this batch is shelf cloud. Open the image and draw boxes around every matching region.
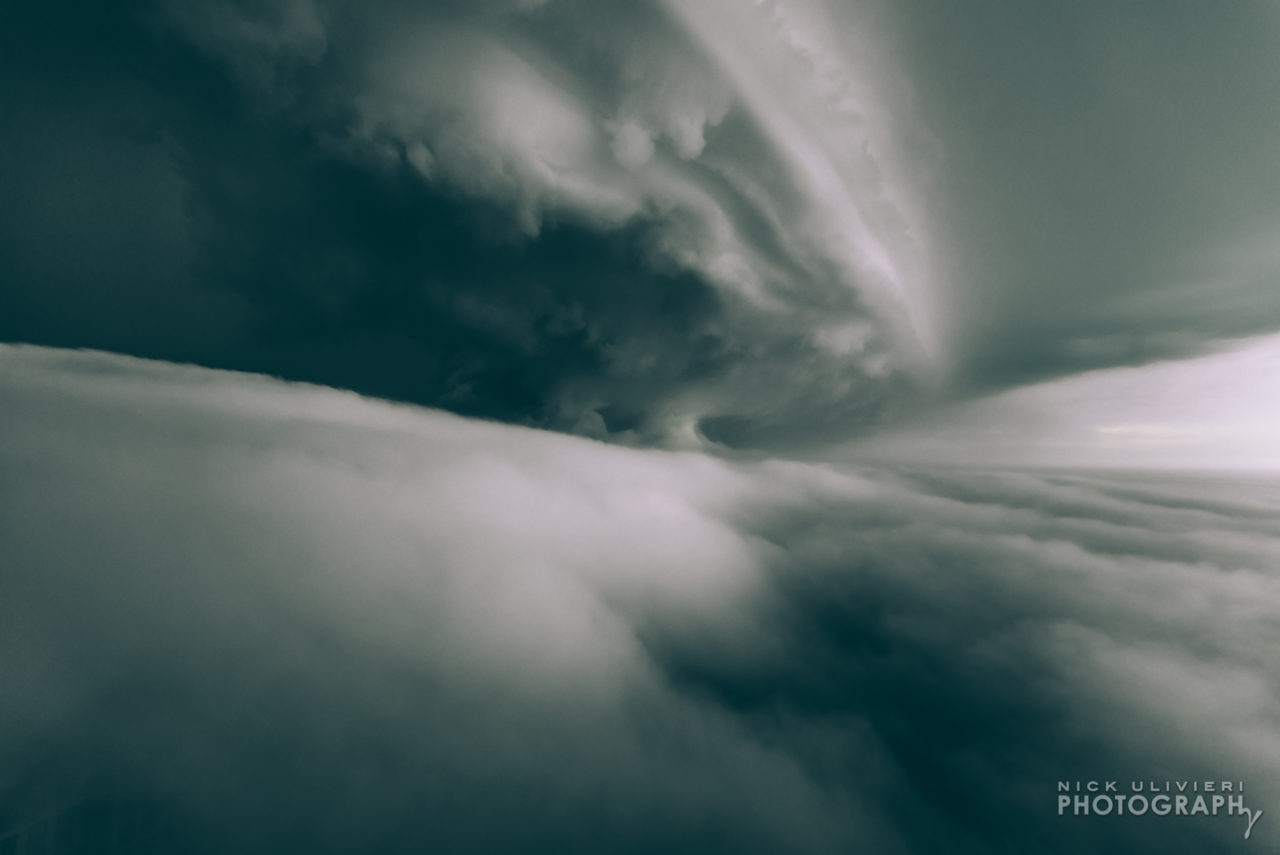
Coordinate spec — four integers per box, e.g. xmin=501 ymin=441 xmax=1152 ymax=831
xmin=6 ymin=2 xmax=1280 ymax=451
xmin=1 ymin=0 xmax=942 ymax=450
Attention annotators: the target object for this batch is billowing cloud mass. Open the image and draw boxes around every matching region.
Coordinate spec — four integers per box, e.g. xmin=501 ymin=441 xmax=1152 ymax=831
xmin=0 ymin=0 xmax=938 ymax=450
xmin=6 ymin=2 xmax=1280 ymax=449
xmin=200 ymin=0 xmax=940 ymax=445
xmin=4 ymin=346 xmax=1280 ymax=853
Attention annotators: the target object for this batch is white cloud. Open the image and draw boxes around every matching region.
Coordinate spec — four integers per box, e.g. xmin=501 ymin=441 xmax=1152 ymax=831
xmin=355 ymin=21 xmax=641 ymax=235
xmin=606 ymin=119 xmax=656 ymax=170
xmin=5 ymin=346 xmax=1280 ymax=850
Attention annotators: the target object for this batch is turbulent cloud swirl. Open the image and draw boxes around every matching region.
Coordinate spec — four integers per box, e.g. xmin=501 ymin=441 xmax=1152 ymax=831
xmin=0 ymin=0 xmax=940 ymax=450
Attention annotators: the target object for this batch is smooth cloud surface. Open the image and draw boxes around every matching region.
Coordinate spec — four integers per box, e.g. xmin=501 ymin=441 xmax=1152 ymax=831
xmin=849 ymin=330 xmax=1280 ymax=470
xmin=4 ymin=346 xmax=1280 ymax=853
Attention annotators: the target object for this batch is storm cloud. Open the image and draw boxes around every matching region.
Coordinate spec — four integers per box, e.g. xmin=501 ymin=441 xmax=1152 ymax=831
xmin=6 ymin=2 xmax=1280 ymax=449
xmin=6 ymin=5 xmax=1280 ymax=850
xmin=4 ymin=346 xmax=1278 ymax=853
xmin=0 ymin=0 xmax=941 ymax=451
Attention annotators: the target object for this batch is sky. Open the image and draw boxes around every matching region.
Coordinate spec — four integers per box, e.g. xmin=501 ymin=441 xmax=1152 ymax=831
xmin=5 ymin=0 xmax=1278 ymax=458
xmin=851 ymin=329 xmax=1280 ymax=471
xmin=5 ymin=2 xmax=1280 ymax=853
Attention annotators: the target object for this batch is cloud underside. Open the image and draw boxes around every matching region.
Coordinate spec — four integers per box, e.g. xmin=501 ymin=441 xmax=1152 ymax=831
xmin=7 ymin=2 xmax=1280 ymax=452
xmin=0 ymin=0 xmax=937 ymax=450
xmin=4 ymin=346 xmax=1279 ymax=853
xmin=294 ymin=0 xmax=939 ymax=443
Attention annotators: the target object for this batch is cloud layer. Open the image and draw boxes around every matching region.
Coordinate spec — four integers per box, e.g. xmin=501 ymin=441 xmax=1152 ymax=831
xmin=4 ymin=346 xmax=1279 ymax=853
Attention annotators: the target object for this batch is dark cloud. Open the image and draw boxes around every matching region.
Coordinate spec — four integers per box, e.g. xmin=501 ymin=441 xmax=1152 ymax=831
xmin=3 ymin=347 xmax=1278 ymax=853
xmin=6 ymin=1 xmax=1280 ymax=448
xmin=0 ymin=0 xmax=933 ymax=451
